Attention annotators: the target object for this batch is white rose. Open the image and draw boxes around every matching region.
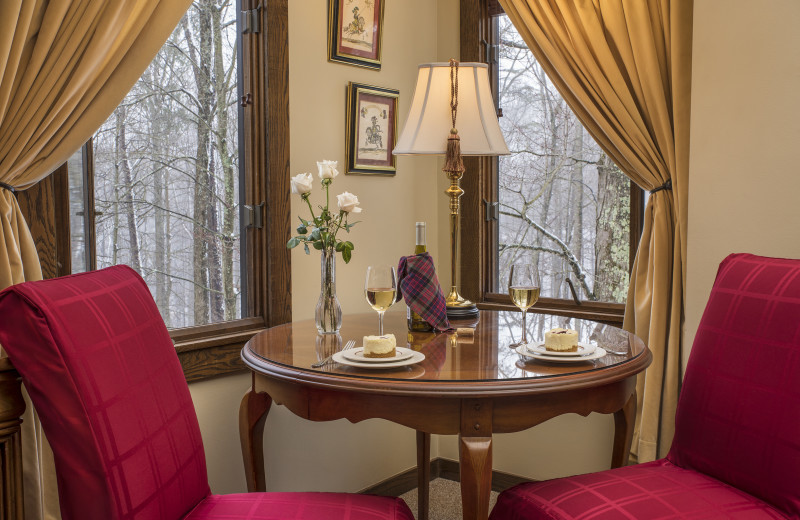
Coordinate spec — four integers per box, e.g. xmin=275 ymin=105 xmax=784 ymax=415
xmin=290 ymin=173 xmax=313 ymax=195
xmin=336 ymin=191 xmax=362 ymax=214
xmin=317 ymin=160 xmax=339 ymax=180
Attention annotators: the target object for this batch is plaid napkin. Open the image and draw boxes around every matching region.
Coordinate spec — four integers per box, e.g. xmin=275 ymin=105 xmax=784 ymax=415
xmin=397 ymin=252 xmax=451 ymax=332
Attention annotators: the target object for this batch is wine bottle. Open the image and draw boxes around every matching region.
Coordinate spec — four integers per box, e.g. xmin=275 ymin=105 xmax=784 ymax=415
xmin=408 ymin=222 xmax=435 ymax=332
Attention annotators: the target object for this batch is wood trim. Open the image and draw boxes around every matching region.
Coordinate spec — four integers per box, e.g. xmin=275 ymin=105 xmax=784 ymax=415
xmin=630 ymin=183 xmax=645 ymax=273
xmin=242 ymin=0 xmax=292 ymax=328
xmin=359 ymin=457 xmax=533 ymax=496
xmin=17 ymin=167 xmax=71 ymax=279
xmin=0 ymin=369 xmax=25 ymax=520
xmin=178 ymin=343 xmax=247 ymax=383
xmin=480 ymin=293 xmax=625 ymax=325
xmin=460 ymin=0 xmax=492 ymax=304
xmin=83 ymin=140 xmax=97 ymax=271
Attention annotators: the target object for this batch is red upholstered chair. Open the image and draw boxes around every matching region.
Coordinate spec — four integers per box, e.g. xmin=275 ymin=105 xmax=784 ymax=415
xmin=490 ymin=254 xmax=800 ymax=520
xmin=0 ymin=265 xmax=413 ymax=520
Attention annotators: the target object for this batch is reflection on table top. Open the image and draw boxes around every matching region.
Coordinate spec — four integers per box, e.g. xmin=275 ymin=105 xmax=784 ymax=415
xmin=242 ymin=310 xmax=648 ymax=392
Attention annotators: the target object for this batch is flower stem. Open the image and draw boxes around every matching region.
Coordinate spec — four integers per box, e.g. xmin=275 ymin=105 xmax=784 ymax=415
xmin=303 ymin=194 xmax=317 ymax=224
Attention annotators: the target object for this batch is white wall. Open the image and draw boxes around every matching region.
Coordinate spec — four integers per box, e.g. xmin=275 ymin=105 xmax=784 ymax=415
xmin=684 ymin=0 xmax=800 ymax=357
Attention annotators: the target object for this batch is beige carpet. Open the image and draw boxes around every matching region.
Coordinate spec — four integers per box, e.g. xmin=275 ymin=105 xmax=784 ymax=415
xmin=400 ymin=478 xmax=499 ymax=520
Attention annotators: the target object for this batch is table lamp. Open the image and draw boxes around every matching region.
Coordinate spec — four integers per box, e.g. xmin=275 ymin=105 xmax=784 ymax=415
xmin=394 ymin=60 xmax=509 ymax=317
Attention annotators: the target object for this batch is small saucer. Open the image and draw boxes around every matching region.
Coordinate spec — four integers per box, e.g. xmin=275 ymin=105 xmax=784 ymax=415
xmin=525 ymin=343 xmax=595 ymax=357
xmin=342 ymin=347 xmax=415 ymax=363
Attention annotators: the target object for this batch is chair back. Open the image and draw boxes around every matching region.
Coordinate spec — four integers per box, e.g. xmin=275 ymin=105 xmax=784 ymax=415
xmin=669 ymin=253 xmax=800 ymax=517
xmin=0 ymin=266 xmax=210 ymax=520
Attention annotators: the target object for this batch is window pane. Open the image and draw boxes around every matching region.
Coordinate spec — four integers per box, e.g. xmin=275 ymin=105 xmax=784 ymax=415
xmin=496 ymin=15 xmax=630 ymax=304
xmin=67 ymin=149 xmax=86 ymax=274
xmin=92 ymin=1 xmax=241 ymax=328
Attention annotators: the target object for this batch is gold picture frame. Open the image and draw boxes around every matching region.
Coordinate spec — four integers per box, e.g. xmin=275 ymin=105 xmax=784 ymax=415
xmin=345 ymin=82 xmax=398 ymax=176
xmin=328 ymin=0 xmax=384 ymax=70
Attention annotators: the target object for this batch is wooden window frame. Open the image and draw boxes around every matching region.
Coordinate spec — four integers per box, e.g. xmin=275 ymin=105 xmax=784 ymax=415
xmin=22 ymin=0 xmax=291 ymax=383
xmin=459 ymin=0 xmax=643 ymax=326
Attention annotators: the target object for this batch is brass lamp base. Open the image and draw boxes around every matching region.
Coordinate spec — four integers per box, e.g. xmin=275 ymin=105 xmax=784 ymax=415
xmin=445 ymin=287 xmax=479 ymax=318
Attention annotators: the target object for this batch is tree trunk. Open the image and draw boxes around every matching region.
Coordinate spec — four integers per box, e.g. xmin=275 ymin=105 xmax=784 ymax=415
xmin=143 ymin=66 xmax=172 ymax=327
xmin=184 ymin=6 xmax=215 ymax=325
xmin=115 ymin=106 xmax=142 ymax=274
xmin=212 ymin=1 xmax=238 ymax=321
xmin=594 ymin=153 xmax=629 ymax=302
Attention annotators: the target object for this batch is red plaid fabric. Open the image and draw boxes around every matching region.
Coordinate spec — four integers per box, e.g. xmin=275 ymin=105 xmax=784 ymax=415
xmin=490 ymin=254 xmax=800 ymax=520
xmin=0 ymin=266 xmax=210 ymax=520
xmin=186 ymin=493 xmax=413 ymax=520
xmin=491 ymin=460 xmax=788 ymax=520
xmin=0 ymin=266 xmax=414 ymax=520
xmin=397 ymin=253 xmax=451 ymax=331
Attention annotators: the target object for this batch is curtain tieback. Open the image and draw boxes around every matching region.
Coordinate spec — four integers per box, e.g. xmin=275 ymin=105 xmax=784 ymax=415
xmin=649 ymin=179 xmax=672 ymax=195
xmin=0 ymin=182 xmax=17 ymax=194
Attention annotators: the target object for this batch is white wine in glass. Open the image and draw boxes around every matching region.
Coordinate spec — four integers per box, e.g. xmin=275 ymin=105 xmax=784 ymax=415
xmin=509 ymin=264 xmax=540 ymax=346
xmin=365 ymin=266 xmax=397 ymax=335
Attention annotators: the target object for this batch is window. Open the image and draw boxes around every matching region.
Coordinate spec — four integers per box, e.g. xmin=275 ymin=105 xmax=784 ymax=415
xmin=460 ymin=2 xmax=643 ymax=324
xmin=77 ymin=1 xmax=243 ymax=329
xmin=56 ymin=0 xmax=291 ymax=380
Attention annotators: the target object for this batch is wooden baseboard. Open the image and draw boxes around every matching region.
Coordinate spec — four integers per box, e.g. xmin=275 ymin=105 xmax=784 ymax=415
xmin=360 ymin=458 xmax=533 ymax=497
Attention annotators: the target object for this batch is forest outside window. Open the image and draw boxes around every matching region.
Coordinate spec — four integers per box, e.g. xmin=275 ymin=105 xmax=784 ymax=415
xmin=70 ymin=0 xmax=242 ymax=328
xmin=469 ymin=10 xmax=643 ymax=324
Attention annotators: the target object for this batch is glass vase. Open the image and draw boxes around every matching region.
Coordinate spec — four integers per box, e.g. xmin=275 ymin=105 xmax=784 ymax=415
xmin=315 ymin=248 xmax=342 ymax=334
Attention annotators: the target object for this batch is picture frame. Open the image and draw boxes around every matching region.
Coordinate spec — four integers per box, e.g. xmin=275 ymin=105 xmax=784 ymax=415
xmin=345 ymin=82 xmax=398 ymax=176
xmin=328 ymin=0 xmax=384 ymax=70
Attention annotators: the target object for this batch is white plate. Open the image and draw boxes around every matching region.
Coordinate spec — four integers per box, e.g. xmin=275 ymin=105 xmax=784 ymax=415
xmin=342 ymin=347 xmax=415 ymax=363
xmin=525 ymin=342 xmax=595 ymax=357
xmin=332 ymin=350 xmax=426 ymax=369
xmin=516 ymin=345 xmax=607 ymax=363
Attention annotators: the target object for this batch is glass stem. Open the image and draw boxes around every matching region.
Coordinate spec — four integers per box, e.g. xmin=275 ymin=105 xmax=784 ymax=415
xmin=521 ymin=310 xmax=528 ymax=344
xmin=378 ymin=311 xmax=385 ymax=335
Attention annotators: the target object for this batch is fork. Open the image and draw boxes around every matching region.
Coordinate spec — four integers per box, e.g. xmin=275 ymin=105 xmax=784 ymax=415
xmin=311 ymin=339 xmax=355 ymax=368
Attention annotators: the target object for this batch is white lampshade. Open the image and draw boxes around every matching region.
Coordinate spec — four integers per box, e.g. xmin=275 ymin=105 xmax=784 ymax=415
xmin=394 ymin=62 xmax=509 ymax=156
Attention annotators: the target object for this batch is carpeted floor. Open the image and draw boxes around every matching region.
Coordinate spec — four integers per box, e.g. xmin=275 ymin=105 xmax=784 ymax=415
xmin=399 ymin=478 xmax=499 ymax=520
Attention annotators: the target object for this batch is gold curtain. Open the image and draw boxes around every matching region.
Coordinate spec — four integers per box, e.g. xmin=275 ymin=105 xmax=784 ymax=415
xmin=498 ymin=0 xmax=692 ymax=463
xmin=0 ymin=0 xmax=192 ymax=517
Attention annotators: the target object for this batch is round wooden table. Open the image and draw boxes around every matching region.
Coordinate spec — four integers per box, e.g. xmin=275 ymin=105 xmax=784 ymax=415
xmin=239 ymin=310 xmax=651 ymax=520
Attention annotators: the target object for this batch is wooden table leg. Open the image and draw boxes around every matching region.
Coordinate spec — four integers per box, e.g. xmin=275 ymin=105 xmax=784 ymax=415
xmin=0 ymin=370 xmax=25 ymax=520
xmin=459 ymin=399 xmax=493 ymax=520
xmin=416 ymin=431 xmax=430 ymax=520
xmin=611 ymin=390 xmax=637 ymax=468
xmin=239 ymin=386 xmax=272 ymax=492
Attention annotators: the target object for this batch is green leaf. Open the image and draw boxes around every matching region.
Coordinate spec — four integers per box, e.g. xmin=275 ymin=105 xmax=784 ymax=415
xmin=313 ymin=241 xmax=324 ymax=250
xmin=335 ymin=242 xmax=345 ymax=252
xmin=344 ymin=241 xmax=354 ymax=250
xmin=344 ymin=220 xmax=360 ymax=232
xmin=310 ymin=228 xmax=322 ymax=241
xmin=303 ymin=243 xmax=310 ymax=255
xmin=286 ymin=237 xmax=301 ymax=249
xmin=342 ymin=247 xmax=352 ymax=263
xmin=296 ymin=224 xmax=307 ymax=234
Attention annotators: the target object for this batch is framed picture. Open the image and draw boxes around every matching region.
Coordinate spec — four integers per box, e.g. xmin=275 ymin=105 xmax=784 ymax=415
xmin=345 ymin=82 xmax=398 ymax=176
xmin=328 ymin=0 xmax=384 ymax=70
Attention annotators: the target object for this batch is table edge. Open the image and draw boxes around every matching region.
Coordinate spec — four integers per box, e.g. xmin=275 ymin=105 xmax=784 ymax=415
xmin=241 ymin=345 xmax=652 ymax=398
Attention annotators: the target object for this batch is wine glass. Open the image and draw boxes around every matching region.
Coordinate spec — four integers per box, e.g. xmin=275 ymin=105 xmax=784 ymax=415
xmin=365 ymin=265 xmax=397 ymax=335
xmin=508 ymin=263 xmax=540 ymax=348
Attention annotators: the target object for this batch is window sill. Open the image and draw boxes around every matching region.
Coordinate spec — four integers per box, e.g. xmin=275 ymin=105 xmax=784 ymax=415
xmin=172 ymin=317 xmax=266 ymax=383
xmin=478 ymin=294 xmax=625 ymax=326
